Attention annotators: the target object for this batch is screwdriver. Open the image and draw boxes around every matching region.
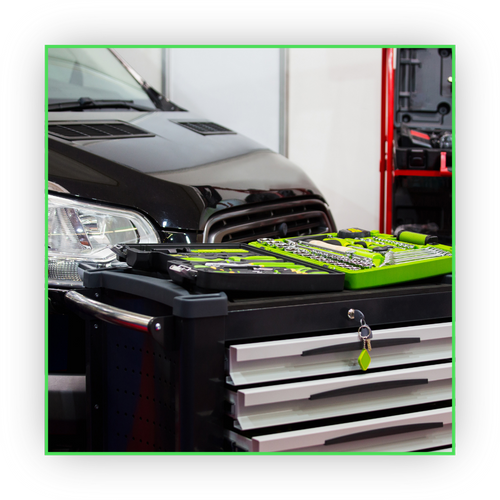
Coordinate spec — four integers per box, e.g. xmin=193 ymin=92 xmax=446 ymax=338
xmin=395 ymin=230 xmax=439 ymax=245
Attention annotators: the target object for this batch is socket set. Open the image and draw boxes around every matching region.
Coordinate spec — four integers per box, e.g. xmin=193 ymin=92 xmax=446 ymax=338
xmin=249 ymin=229 xmax=452 ymax=290
xmin=111 ymin=243 xmax=345 ymax=293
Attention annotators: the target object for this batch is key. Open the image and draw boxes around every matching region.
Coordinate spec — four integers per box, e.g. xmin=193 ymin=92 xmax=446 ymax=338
xmin=357 ymin=323 xmax=373 ymax=371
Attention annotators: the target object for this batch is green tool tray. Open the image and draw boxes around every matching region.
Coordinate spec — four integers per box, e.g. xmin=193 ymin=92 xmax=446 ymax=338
xmin=249 ymin=231 xmax=452 ymax=290
xmin=112 ymin=242 xmax=345 ymax=293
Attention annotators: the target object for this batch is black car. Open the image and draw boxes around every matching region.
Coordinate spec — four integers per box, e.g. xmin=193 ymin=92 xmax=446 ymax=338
xmin=47 ymin=48 xmax=336 ymax=451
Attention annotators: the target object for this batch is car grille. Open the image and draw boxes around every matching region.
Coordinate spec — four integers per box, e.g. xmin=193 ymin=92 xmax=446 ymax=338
xmin=203 ymin=199 xmax=334 ymax=243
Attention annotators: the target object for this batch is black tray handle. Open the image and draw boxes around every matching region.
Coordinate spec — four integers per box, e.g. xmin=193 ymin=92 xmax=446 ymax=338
xmin=81 ymin=268 xmax=228 ymax=318
xmin=301 ymin=337 xmax=421 ymax=356
xmin=324 ymin=422 xmax=444 ymax=446
xmin=309 ymin=378 xmax=428 ymax=400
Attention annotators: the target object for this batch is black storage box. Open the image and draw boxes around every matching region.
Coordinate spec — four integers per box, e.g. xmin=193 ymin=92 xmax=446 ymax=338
xmin=392 ymin=48 xmax=453 ymax=245
xmin=394 ymin=47 xmax=453 ymax=172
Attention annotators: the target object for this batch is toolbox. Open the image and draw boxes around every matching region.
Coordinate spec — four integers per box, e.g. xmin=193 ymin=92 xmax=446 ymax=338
xmin=249 ymin=230 xmax=452 ymax=290
xmin=63 ymin=239 xmax=453 ymax=453
xmin=390 ymin=48 xmax=453 ymax=245
xmin=112 ymin=232 xmax=452 ymax=291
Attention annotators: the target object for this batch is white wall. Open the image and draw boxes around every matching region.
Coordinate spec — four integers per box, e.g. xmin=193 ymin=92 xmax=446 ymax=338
xmin=288 ymin=48 xmax=382 ymax=231
xmin=169 ymin=48 xmax=281 ymax=153
xmin=114 ymin=48 xmax=383 ymax=231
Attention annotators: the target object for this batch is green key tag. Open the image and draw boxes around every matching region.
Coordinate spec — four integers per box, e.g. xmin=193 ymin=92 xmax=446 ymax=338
xmin=357 ymin=323 xmax=373 ymax=371
xmin=358 ymin=349 xmax=371 ymax=371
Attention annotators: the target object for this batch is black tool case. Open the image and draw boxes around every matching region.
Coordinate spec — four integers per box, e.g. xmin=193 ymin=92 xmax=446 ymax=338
xmin=111 ymin=242 xmax=345 ymax=294
xmin=63 ymin=244 xmax=453 ymax=453
xmin=394 ymin=48 xmax=452 ymax=171
xmin=392 ymin=48 xmax=453 ymax=245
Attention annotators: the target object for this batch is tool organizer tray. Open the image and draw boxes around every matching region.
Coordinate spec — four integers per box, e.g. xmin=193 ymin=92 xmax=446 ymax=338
xmin=249 ymin=230 xmax=452 ymax=290
xmin=112 ymin=242 xmax=345 ymax=293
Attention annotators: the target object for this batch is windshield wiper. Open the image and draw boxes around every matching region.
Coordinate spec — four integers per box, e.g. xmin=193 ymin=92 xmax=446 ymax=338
xmin=48 ymin=97 xmax=156 ymax=112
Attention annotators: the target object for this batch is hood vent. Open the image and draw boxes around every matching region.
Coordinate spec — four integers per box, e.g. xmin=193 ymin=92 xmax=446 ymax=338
xmin=48 ymin=122 xmax=155 ymax=141
xmin=203 ymin=199 xmax=334 ymax=243
xmin=173 ymin=121 xmax=236 ymax=135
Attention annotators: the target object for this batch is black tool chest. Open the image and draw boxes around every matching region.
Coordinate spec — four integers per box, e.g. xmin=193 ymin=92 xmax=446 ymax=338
xmin=65 ymin=242 xmax=453 ymax=453
xmin=392 ymin=48 xmax=453 ymax=245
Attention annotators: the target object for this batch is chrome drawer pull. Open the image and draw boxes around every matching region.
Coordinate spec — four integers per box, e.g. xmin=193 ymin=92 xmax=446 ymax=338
xmin=309 ymin=378 xmax=428 ymax=400
xmin=301 ymin=337 xmax=421 ymax=356
xmin=324 ymin=422 xmax=444 ymax=446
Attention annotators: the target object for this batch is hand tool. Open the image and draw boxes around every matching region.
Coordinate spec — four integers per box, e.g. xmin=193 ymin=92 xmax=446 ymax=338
xmin=309 ymin=239 xmax=384 ymax=258
xmin=257 ymin=238 xmax=370 ymax=270
xmin=322 ymin=237 xmax=364 ymax=248
xmin=295 ymin=240 xmax=375 ymax=268
xmin=206 ymin=262 xmax=313 ymax=269
xmin=325 ymin=237 xmax=398 ymax=253
xmin=395 ymin=230 xmax=438 ymax=245
xmin=307 ymin=240 xmax=356 ymax=254
xmin=366 ymin=237 xmax=417 ymax=249
xmin=307 ymin=240 xmax=384 ymax=265
xmin=336 ymin=228 xmax=372 ymax=239
xmin=380 ymin=248 xmax=450 ymax=266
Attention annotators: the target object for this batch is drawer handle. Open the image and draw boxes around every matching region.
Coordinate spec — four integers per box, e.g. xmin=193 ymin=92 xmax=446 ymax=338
xmin=324 ymin=422 xmax=444 ymax=446
xmin=309 ymin=378 xmax=428 ymax=400
xmin=301 ymin=337 xmax=421 ymax=356
xmin=65 ymin=290 xmax=153 ymax=332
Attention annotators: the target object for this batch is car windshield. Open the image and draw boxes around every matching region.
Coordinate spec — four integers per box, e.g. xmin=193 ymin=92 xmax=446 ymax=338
xmin=47 ymin=48 xmax=157 ymax=110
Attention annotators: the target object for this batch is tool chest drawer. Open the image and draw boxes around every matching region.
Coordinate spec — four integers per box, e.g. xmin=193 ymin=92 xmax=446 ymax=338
xmin=227 ymin=407 xmax=452 ymax=452
xmin=227 ymin=363 xmax=452 ymax=431
xmin=228 ymin=322 xmax=451 ymax=386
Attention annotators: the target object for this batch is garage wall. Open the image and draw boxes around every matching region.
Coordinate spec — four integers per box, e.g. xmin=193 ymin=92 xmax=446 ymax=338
xmin=288 ymin=48 xmax=382 ymax=231
xmin=114 ymin=47 xmax=383 ymax=231
xmin=169 ymin=48 xmax=281 ymax=153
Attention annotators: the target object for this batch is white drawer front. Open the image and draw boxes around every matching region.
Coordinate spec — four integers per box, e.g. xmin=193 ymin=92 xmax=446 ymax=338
xmin=228 ymin=407 xmax=452 ymax=452
xmin=228 ymin=323 xmax=452 ymax=386
xmin=229 ymin=363 xmax=452 ymax=430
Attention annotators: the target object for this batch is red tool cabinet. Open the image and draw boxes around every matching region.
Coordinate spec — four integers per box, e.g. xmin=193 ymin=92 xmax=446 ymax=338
xmin=379 ymin=48 xmax=453 ymax=245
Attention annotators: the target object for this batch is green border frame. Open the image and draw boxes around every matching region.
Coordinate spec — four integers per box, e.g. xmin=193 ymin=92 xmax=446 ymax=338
xmin=45 ymin=44 xmax=455 ymax=456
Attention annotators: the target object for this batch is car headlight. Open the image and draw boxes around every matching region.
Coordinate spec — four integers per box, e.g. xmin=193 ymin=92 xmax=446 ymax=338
xmin=48 ymin=194 xmax=159 ymax=283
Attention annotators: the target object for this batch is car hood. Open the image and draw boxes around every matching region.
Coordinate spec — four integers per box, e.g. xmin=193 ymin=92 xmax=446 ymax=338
xmin=48 ymin=110 xmax=324 ymax=232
